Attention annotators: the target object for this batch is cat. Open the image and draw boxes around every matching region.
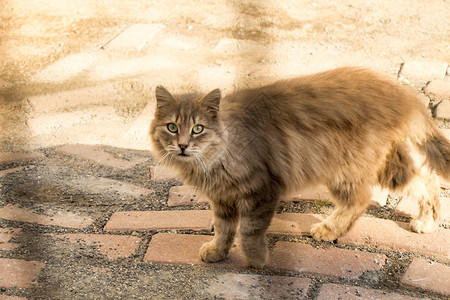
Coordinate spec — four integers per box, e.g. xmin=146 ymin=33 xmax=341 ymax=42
xmin=149 ymin=67 xmax=450 ymax=268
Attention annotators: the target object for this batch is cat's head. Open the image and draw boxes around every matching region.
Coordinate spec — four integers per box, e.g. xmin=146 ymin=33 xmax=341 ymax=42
xmin=150 ymin=86 xmax=225 ymax=166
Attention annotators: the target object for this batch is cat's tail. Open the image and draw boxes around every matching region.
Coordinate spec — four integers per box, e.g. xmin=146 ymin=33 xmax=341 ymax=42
xmin=413 ymin=118 xmax=450 ymax=180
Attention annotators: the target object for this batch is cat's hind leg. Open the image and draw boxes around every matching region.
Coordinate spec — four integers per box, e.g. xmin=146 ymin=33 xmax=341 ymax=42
xmin=405 ymin=168 xmax=441 ymax=233
xmin=378 ymin=142 xmax=441 ymax=233
xmin=311 ymin=182 xmax=371 ymax=242
xmin=200 ymin=200 xmax=238 ymax=263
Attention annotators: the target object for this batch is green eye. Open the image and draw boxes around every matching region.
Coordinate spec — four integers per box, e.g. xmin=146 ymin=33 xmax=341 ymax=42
xmin=192 ymin=125 xmax=204 ymax=134
xmin=167 ymin=123 xmax=178 ymax=133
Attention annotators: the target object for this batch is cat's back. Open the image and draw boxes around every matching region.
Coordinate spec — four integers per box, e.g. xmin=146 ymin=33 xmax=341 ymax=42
xmin=221 ymin=67 xmax=424 ymax=132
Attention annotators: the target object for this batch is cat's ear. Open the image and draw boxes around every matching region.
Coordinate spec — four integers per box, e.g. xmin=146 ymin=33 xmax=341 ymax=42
xmin=198 ymin=89 xmax=221 ymax=115
xmin=155 ymin=86 xmax=177 ymax=110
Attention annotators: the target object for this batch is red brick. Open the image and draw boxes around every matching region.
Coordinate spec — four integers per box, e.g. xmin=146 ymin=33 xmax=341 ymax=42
xmin=208 ymin=273 xmax=311 ymax=299
xmin=0 ymin=152 xmax=44 ymax=164
xmin=144 ymin=233 xmax=244 ymax=267
xmin=338 ymin=217 xmax=449 ymax=259
xmin=56 ymin=144 xmax=148 ymax=170
xmin=0 ymin=205 xmax=94 ymax=229
xmin=425 ymin=79 xmax=450 ymax=99
xmin=268 ymin=213 xmax=323 ymax=235
xmin=0 ymin=258 xmax=45 ymax=288
xmin=395 ymin=196 xmax=450 ymax=225
xmin=150 ymin=165 xmax=179 ymax=181
xmin=0 ymin=228 xmax=22 ymax=251
xmin=28 ymin=84 xmax=117 ymax=113
xmin=269 ymin=242 xmax=386 ymax=279
xmin=168 ymin=185 xmax=209 ymax=206
xmin=104 ymin=210 xmax=212 ymax=231
xmin=56 ymin=234 xmax=141 ymax=260
xmin=318 ymin=283 xmax=423 ymax=299
xmin=401 ymin=258 xmax=450 ymax=295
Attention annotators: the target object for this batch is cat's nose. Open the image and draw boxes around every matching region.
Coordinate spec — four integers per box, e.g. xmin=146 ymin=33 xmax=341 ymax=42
xmin=179 ymin=143 xmax=189 ymax=155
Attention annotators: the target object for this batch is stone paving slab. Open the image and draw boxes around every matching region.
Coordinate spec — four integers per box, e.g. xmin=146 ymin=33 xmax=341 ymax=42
xmin=104 ymin=210 xmax=212 ymax=231
xmin=0 ymin=205 xmax=94 ymax=229
xmin=0 ymin=153 xmax=44 ymax=164
xmin=0 ymin=228 xmax=22 ymax=251
xmin=208 ymin=273 xmax=311 ymax=299
xmin=30 ymin=52 xmax=102 ymax=83
xmin=103 ymin=24 xmax=165 ymax=51
xmin=317 ymin=283 xmax=425 ymax=300
xmin=339 ymin=217 xmax=449 ymax=259
xmin=0 ymin=258 xmax=45 ymax=288
xmin=68 ymin=177 xmax=153 ymax=198
xmin=425 ymin=79 xmax=450 ymax=99
xmin=27 ymin=84 xmax=118 ymax=113
xmin=144 ymin=233 xmax=387 ymax=280
xmin=0 ymin=166 xmax=30 ymax=177
xmin=55 ymin=234 xmax=142 ymax=260
xmin=26 ymin=107 xmax=122 ymax=136
xmin=269 ymin=242 xmax=386 ymax=280
xmin=144 ymin=233 xmax=245 ymax=267
xmin=399 ymin=61 xmax=448 ymax=86
xmin=401 ymin=258 xmax=450 ymax=295
xmin=0 ymin=295 xmax=27 ymax=300
xmin=56 ymin=144 xmax=148 ymax=170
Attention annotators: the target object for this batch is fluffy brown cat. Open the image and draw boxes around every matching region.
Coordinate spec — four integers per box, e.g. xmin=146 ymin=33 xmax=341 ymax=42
xmin=149 ymin=67 xmax=450 ymax=268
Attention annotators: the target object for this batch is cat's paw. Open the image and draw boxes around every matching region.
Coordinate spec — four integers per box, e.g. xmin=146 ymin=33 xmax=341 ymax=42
xmin=199 ymin=241 xmax=227 ymax=263
xmin=245 ymin=248 xmax=269 ymax=269
xmin=310 ymin=222 xmax=339 ymax=242
xmin=410 ymin=218 xmax=439 ymax=233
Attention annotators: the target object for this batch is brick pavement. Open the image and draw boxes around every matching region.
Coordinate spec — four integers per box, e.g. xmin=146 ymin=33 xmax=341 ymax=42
xmin=1 ymin=147 xmax=449 ymax=299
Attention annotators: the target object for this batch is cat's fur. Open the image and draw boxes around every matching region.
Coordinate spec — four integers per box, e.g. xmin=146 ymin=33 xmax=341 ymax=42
xmin=150 ymin=67 xmax=450 ymax=268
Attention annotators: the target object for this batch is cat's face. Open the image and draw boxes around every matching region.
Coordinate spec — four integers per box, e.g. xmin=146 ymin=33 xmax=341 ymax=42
xmin=150 ymin=86 xmax=224 ymax=165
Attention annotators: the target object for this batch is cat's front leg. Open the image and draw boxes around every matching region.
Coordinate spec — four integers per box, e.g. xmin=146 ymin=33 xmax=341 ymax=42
xmin=200 ymin=201 xmax=238 ymax=263
xmin=239 ymin=200 xmax=278 ymax=268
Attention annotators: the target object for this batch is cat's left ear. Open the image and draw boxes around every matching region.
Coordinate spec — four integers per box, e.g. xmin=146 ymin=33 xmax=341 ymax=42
xmin=198 ymin=89 xmax=221 ymax=115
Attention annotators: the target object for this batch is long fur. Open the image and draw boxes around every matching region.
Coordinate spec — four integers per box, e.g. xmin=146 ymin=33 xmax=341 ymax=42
xmin=150 ymin=67 xmax=449 ymax=268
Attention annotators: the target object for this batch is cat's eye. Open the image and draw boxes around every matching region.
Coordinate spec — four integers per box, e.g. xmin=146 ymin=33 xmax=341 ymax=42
xmin=192 ymin=125 xmax=204 ymax=134
xmin=167 ymin=123 xmax=178 ymax=133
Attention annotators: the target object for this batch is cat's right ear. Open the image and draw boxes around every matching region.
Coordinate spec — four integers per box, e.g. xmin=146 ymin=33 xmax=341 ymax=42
xmin=155 ymin=86 xmax=177 ymax=110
